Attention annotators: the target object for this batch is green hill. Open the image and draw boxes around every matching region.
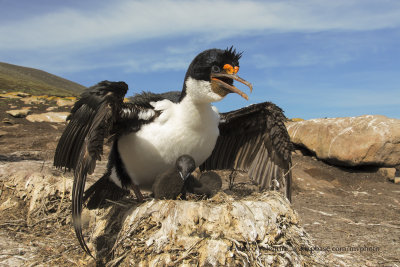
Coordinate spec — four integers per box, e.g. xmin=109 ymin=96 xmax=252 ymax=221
xmin=0 ymin=62 xmax=86 ymax=97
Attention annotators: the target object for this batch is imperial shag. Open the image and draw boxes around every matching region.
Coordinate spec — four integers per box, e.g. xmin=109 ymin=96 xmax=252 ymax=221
xmin=54 ymin=47 xmax=293 ymax=256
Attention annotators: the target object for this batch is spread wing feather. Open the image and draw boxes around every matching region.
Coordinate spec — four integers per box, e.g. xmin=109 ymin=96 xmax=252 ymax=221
xmin=54 ymin=81 xmax=128 ymax=171
xmin=54 ymin=81 xmax=130 ymax=256
xmin=200 ymin=102 xmax=293 ymax=201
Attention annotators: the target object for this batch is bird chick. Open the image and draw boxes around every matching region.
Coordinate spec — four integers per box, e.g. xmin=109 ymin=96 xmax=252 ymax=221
xmin=185 ymin=171 xmax=222 ymax=198
xmin=152 ymin=155 xmax=196 ymax=199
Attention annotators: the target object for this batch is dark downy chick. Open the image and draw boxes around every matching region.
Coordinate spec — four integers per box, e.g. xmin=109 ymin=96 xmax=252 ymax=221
xmin=185 ymin=171 xmax=222 ymax=198
xmin=152 ymin=155 xmax=196 ymax=199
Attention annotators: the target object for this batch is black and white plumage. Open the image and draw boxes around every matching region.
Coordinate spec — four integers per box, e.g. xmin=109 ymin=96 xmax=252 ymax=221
xmin=54 ymin=47 xmax=293 ymax=256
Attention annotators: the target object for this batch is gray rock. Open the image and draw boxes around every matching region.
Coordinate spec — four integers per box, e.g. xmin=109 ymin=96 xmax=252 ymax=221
xmin=46 ymin=106 xmax=57 ymax=111
xmin=287 ymin=115 xmax=400 ymax=167
xmin=6 ymin=109 xmax=31 ymax=118
xmin=20 ymin=96 xmax=46 ymax=104
xmin=26 ymin=112 xmax=69 ymax=123
xmin=56 ymin=98 xmax=75 ymax=107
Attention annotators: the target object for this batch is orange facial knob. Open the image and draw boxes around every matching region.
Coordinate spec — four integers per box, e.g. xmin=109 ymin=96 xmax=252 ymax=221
xmin=223 ymin=64 xmax=234 ymax=74
xmin=234 ymin=66 xmax=239 ymax=74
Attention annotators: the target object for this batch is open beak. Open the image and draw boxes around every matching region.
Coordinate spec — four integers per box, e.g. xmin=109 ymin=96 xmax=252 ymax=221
xmin=211 ymin=73 xmax=253 ymax=100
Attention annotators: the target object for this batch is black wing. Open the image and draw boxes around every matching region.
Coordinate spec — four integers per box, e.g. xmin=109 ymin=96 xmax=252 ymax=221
xmin=54 ymin=81 xmax=129 ymax=256
xmin=54 ymin=82 xmax=177 ymax=256
xmin=54 ymin=81 xmax=156 ymax=257
xmin=200 ymin=102 xmax=293 ymax=201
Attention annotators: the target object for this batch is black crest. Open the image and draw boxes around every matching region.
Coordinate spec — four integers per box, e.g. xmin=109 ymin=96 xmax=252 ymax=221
xmin=223 ymin=46 xmax=243 ymax=66
xmin=184 ymin=46 xmax=243 ymax=81
xmin=180 ymin=46 xmax=243 ymax=100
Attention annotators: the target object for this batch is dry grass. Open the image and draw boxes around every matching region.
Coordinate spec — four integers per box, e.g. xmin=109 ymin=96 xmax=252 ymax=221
xmin=0 ymin=62 xmax=84 ymax=97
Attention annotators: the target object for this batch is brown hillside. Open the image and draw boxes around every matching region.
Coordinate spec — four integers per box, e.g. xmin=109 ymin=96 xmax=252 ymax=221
xmin=0 ymin=62 xmax=85 ymax=97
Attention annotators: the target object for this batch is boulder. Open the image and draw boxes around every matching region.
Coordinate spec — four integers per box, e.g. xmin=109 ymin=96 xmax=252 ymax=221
xmin=20 ymin=96 xmax=46 ymax=105
xmin=46 ymin=106 xmax=57 ymax=111
xmin=286 ymin=115 xmax=400 ymax=167
xmin=377 ymin=168 xmax=397 ymax=180
xmin=0 ymin=93 xmax=20 ymax=99
xmin=56 ymin=98 xmax=75 ymax=107
xmin=6 ymin=109 xmax=31 ymax=118
xmin=11 ymin=92 xmax=31 ymax=97
xmin=26 ymin=112 xmax=69 ymax=123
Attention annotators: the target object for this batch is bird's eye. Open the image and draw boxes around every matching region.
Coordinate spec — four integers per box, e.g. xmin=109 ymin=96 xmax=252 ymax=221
xmin=211 ymin=65 xmax=220 ymax=73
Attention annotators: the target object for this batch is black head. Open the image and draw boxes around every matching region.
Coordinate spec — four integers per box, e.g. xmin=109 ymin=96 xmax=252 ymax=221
xmin=175 ymin=154 xmax=196 ymax=180
xmin=180 ymin=46 xmax=252 ymax=102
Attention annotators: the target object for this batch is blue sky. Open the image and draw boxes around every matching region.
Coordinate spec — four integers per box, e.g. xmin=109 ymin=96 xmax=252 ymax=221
xmin=1 ymin=0 xmax=399 ymax=119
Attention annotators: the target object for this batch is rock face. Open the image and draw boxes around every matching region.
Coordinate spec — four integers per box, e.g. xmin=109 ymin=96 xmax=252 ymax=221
xmin=286 ymin=115 xmax=400 ymax=167
xmin=25 ymin=112 xmax=69 ymax=123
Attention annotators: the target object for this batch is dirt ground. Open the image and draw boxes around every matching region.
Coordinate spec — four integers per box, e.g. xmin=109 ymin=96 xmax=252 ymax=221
xmin=291 ymin=153 xmax=400 ymax=266
xmin=1 ymin=97 xmax=399 ymax=266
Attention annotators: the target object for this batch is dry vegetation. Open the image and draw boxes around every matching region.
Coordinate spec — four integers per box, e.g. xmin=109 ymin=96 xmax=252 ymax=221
xmin=0 ymin=62 xmax=85 ymax=97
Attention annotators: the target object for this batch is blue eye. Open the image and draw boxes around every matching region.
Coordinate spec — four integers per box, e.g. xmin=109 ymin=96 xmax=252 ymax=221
xmin=211 ymin=65 xmax=220 ymax=73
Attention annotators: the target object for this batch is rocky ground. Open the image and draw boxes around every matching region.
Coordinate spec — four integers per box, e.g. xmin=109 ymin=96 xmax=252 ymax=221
xmin=0 ymin=94 xmax=399 ymax=266
xmin=291 ymin=153 xmax=400 ymax=266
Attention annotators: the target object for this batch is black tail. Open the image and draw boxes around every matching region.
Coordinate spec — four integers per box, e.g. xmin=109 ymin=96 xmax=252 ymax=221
xmin=83 ymin=174 xmax=130 ymax=210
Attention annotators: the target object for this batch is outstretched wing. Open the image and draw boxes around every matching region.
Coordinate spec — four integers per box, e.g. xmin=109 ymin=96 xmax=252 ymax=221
xmin=54 ymin=82 xmax=177 ymax=256
xmin=54 ymin=81 xmax=128 ymax=170
xmin=54 ymin=81 xmax=129 ymax=257
xmin=200 ymin=102 xmax=293 ymax=201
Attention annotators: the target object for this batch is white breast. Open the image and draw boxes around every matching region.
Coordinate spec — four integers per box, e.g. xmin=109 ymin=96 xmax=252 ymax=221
xmin=116 ymin=97 xmax=220 ymax=189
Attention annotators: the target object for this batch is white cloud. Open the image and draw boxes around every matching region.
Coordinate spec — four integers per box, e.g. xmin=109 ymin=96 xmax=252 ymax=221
xmin=251 ymin=50 xmax=354 ymax=68
xmin=1 ymin=0 xmax=400 ymax=51
xmin=11 ymin=47 xmax=192 ymax=75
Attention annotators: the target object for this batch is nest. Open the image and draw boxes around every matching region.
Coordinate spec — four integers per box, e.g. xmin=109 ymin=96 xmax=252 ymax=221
xmin=0 ymin=161 xmax=84 ymax=266
xmin=85 ymin=192 xmax=326 ymax=266
xmin=1 ymin=161 xmax=326 ymax=266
